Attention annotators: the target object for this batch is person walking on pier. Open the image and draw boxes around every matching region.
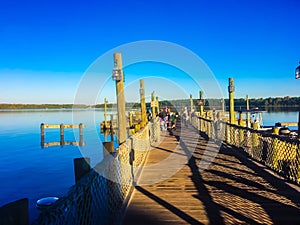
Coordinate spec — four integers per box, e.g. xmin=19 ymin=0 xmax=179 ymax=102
xmin=158 ymin=108 xmax=167 ymax=131
xmin=181 ymin=106 xmax=189 ymax=127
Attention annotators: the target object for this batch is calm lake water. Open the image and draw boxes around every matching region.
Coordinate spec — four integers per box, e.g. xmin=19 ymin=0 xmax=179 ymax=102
xmin=0 ymin=108 xmax=298 ymax=222
xmin=0 ymin=109 xmax=117 ymax=222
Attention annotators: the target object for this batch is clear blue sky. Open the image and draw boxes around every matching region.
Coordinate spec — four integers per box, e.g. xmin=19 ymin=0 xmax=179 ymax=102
xmin=0 ymin=0 xmax=299 ymax=104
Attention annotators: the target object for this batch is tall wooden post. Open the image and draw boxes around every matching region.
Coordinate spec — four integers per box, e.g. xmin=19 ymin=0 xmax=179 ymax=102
xmin=140 ymin=79 xmax=146 ymax=127
xmin=104 ymin=98 xmax=108 ymax=128
xmin=246 ymin=95 xmax=250 ymax=128
xmin=113 ymin=53 xmax=126 ymax=144
xmin=60 ymin=123 xmax=65 ymax=146
xmin=74 ymin=157 xmax=91 ymax=183
xmin=40 ymin=123 xmax=45 ymax=148
xmin=190 ymin=94 xmax=193 ymax=113
xmin=0 ymin=198 xmax=29 ymax=225
xmin=199 ymin=91 xmax=204 ymax=116
xmin=103 ymin=141 xmax=114 ymax=157
xmin=228 ymin=78 xmax=235 ymax=124
xmin=156 ymin=96 xmax=159 ymax=115
xmin=151 ymin=91 xmax=156 ymax=119
xmin=79 ymin=123 xmax=83 ymax=146
xmin=110 ymin=114 xmax=114 ymax=142
xmin=221 ymin=98 xmax=225 ymax=112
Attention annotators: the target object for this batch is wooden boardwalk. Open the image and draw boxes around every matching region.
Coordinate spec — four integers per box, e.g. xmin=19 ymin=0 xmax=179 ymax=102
xmin=122 ymin=123 xmax=300 ymax=224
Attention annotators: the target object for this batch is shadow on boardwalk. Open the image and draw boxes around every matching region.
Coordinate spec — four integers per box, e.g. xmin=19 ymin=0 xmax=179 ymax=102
xmin=123 ymin=122 xmax=300 ymax=224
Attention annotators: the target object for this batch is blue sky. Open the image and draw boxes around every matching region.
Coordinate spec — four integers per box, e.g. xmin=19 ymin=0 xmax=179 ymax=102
xmin=0 ymin=0 xmax=299 ymax=104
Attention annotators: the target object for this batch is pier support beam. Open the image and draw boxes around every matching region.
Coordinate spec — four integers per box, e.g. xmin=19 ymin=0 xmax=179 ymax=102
xmin=103 ymin=141 xmax=114 ymax=157
xmin=228 ymin=78 xmax=235 ymax=124
xmin=60 ymin=123 xmax=65 ymax=146
xmin=151 ymin=91 xmax=156 ymax=119
xmin=140 ymin=79 xmax=147 ymax=127
xmin=190 ymin=94 xmax=193 ymax=113
xmin=156 ymin=96 xmax=159 ymax=115
xmin=199 ymin=91 xmax=204 ymax=116
xmin=113 ymin=53 xmax=126 ymax=144
xmin=104 ymin=98 xmax=108 ymax=128
xmin=246 ymin=95 xmax=250 ymax=128
xmin=0 ymin=198 xmax=29 ymax=225
xmin=74 ymin=157 xmax=91 ymax=183
xmin=40 ymin=123 xmax=45 ymax=148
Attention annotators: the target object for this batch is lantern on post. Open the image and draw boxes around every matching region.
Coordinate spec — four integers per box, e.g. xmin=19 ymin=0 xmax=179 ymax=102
xmin=112 ymin=59 xmax=122 ymax=81
xmin=296 ymin=62 xmax=300 ymax=79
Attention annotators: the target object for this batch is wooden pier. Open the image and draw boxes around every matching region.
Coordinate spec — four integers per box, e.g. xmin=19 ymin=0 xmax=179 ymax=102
xmin=122 ymin=123 xmax=300 ymax=224
xmin=40 ymin=123 xmax=85 ymax=147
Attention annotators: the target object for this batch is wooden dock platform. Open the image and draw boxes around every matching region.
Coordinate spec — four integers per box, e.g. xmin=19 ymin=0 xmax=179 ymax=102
xmin=122 ymin=123 xmax=300 ymax=224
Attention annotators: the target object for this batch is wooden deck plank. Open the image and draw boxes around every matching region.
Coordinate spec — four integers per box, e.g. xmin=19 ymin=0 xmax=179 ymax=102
xmin=122 ymin=123 xmax=300 ymax=224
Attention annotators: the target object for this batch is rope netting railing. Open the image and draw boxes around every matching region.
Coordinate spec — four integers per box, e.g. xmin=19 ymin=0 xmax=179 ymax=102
xmin=191 ymin=115 xmax=300 ymax=185
xmin=32 ymin=118 xmax=161 ymax=225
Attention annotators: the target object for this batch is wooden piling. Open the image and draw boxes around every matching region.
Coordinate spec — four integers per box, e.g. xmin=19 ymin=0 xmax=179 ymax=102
xmin=79 ymin=123 xmax=84 ymax=146
xmin=74 ymin=157 xmax=91 ymax=183
xmin=140 ymin=79 xmax=146 ymax=127
xmin=151 ymin=91 xmax=156 ymax=119
xmin=60 ymin=123 xmax=64 ymax=146
xmin=246 ymin=95 xmax=250 ymax=127
xmin=252 ymin=123 xmax=259 ymax=147
xmin=190 ymin=94 xmax=193 ymax=113
xmin=199 ymin=91 xmax=204 ymax=116
xmin=221 ymin=97 xmax=225 ymax=113
xmin=114 ymin=53 xmax=126 ymax=144
xmin=156 ymin=96 xmax=159 ymax=115
xmin=103 ymin=141 xmax=114 ymax=157
xmin=129 ymin=111 xmax=133 ymax=128
xmin=40 ymin=123 xmax=45 ymax=148
xmin=104 ymin=98 xmax=108 ymax=128
xmin=228 ymin=78 xmax=235 ymax=124
xmin=0 ymin=198 xmax=29 ymax=225
xmin=110 ymin=115 xmax=114 ymax=142
xmin=238 ymin=111 xmax=243 ymax=126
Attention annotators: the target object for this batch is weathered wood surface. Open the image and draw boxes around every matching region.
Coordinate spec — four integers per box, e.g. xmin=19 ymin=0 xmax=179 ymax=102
xmin=122 ymin=122 xmax=300 ymax=224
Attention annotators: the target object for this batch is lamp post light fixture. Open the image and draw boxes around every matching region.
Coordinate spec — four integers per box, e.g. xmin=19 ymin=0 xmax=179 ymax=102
xmin=112 ymin=59 xmax=122 ymax=81
xmin=296 ymin=62 xmax=300 ymax=79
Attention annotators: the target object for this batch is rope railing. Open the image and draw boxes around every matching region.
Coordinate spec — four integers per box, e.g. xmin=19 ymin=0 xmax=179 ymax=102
xmin=32 ymin=118 xmax=161 ymax=225
xmin=191 ymin=115 xmax=300 ymax=185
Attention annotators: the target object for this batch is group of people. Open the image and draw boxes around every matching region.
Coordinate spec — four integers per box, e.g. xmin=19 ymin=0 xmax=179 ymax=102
xmin=158 ymin=107 xmax=178 ymax=132
xmin=146 ymin=106 xmax=191 ymax=132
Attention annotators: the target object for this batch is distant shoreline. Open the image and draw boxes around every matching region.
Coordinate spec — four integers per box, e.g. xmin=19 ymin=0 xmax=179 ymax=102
xmin=0 ymin=96 xmax=299 ymax=109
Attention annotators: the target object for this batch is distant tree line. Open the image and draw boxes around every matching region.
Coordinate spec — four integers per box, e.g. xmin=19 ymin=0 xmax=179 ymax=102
xmin=0 ymin=96 xmax=299 ymax=110
xmin=0 ymin=104 xmax=87 ymax=109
